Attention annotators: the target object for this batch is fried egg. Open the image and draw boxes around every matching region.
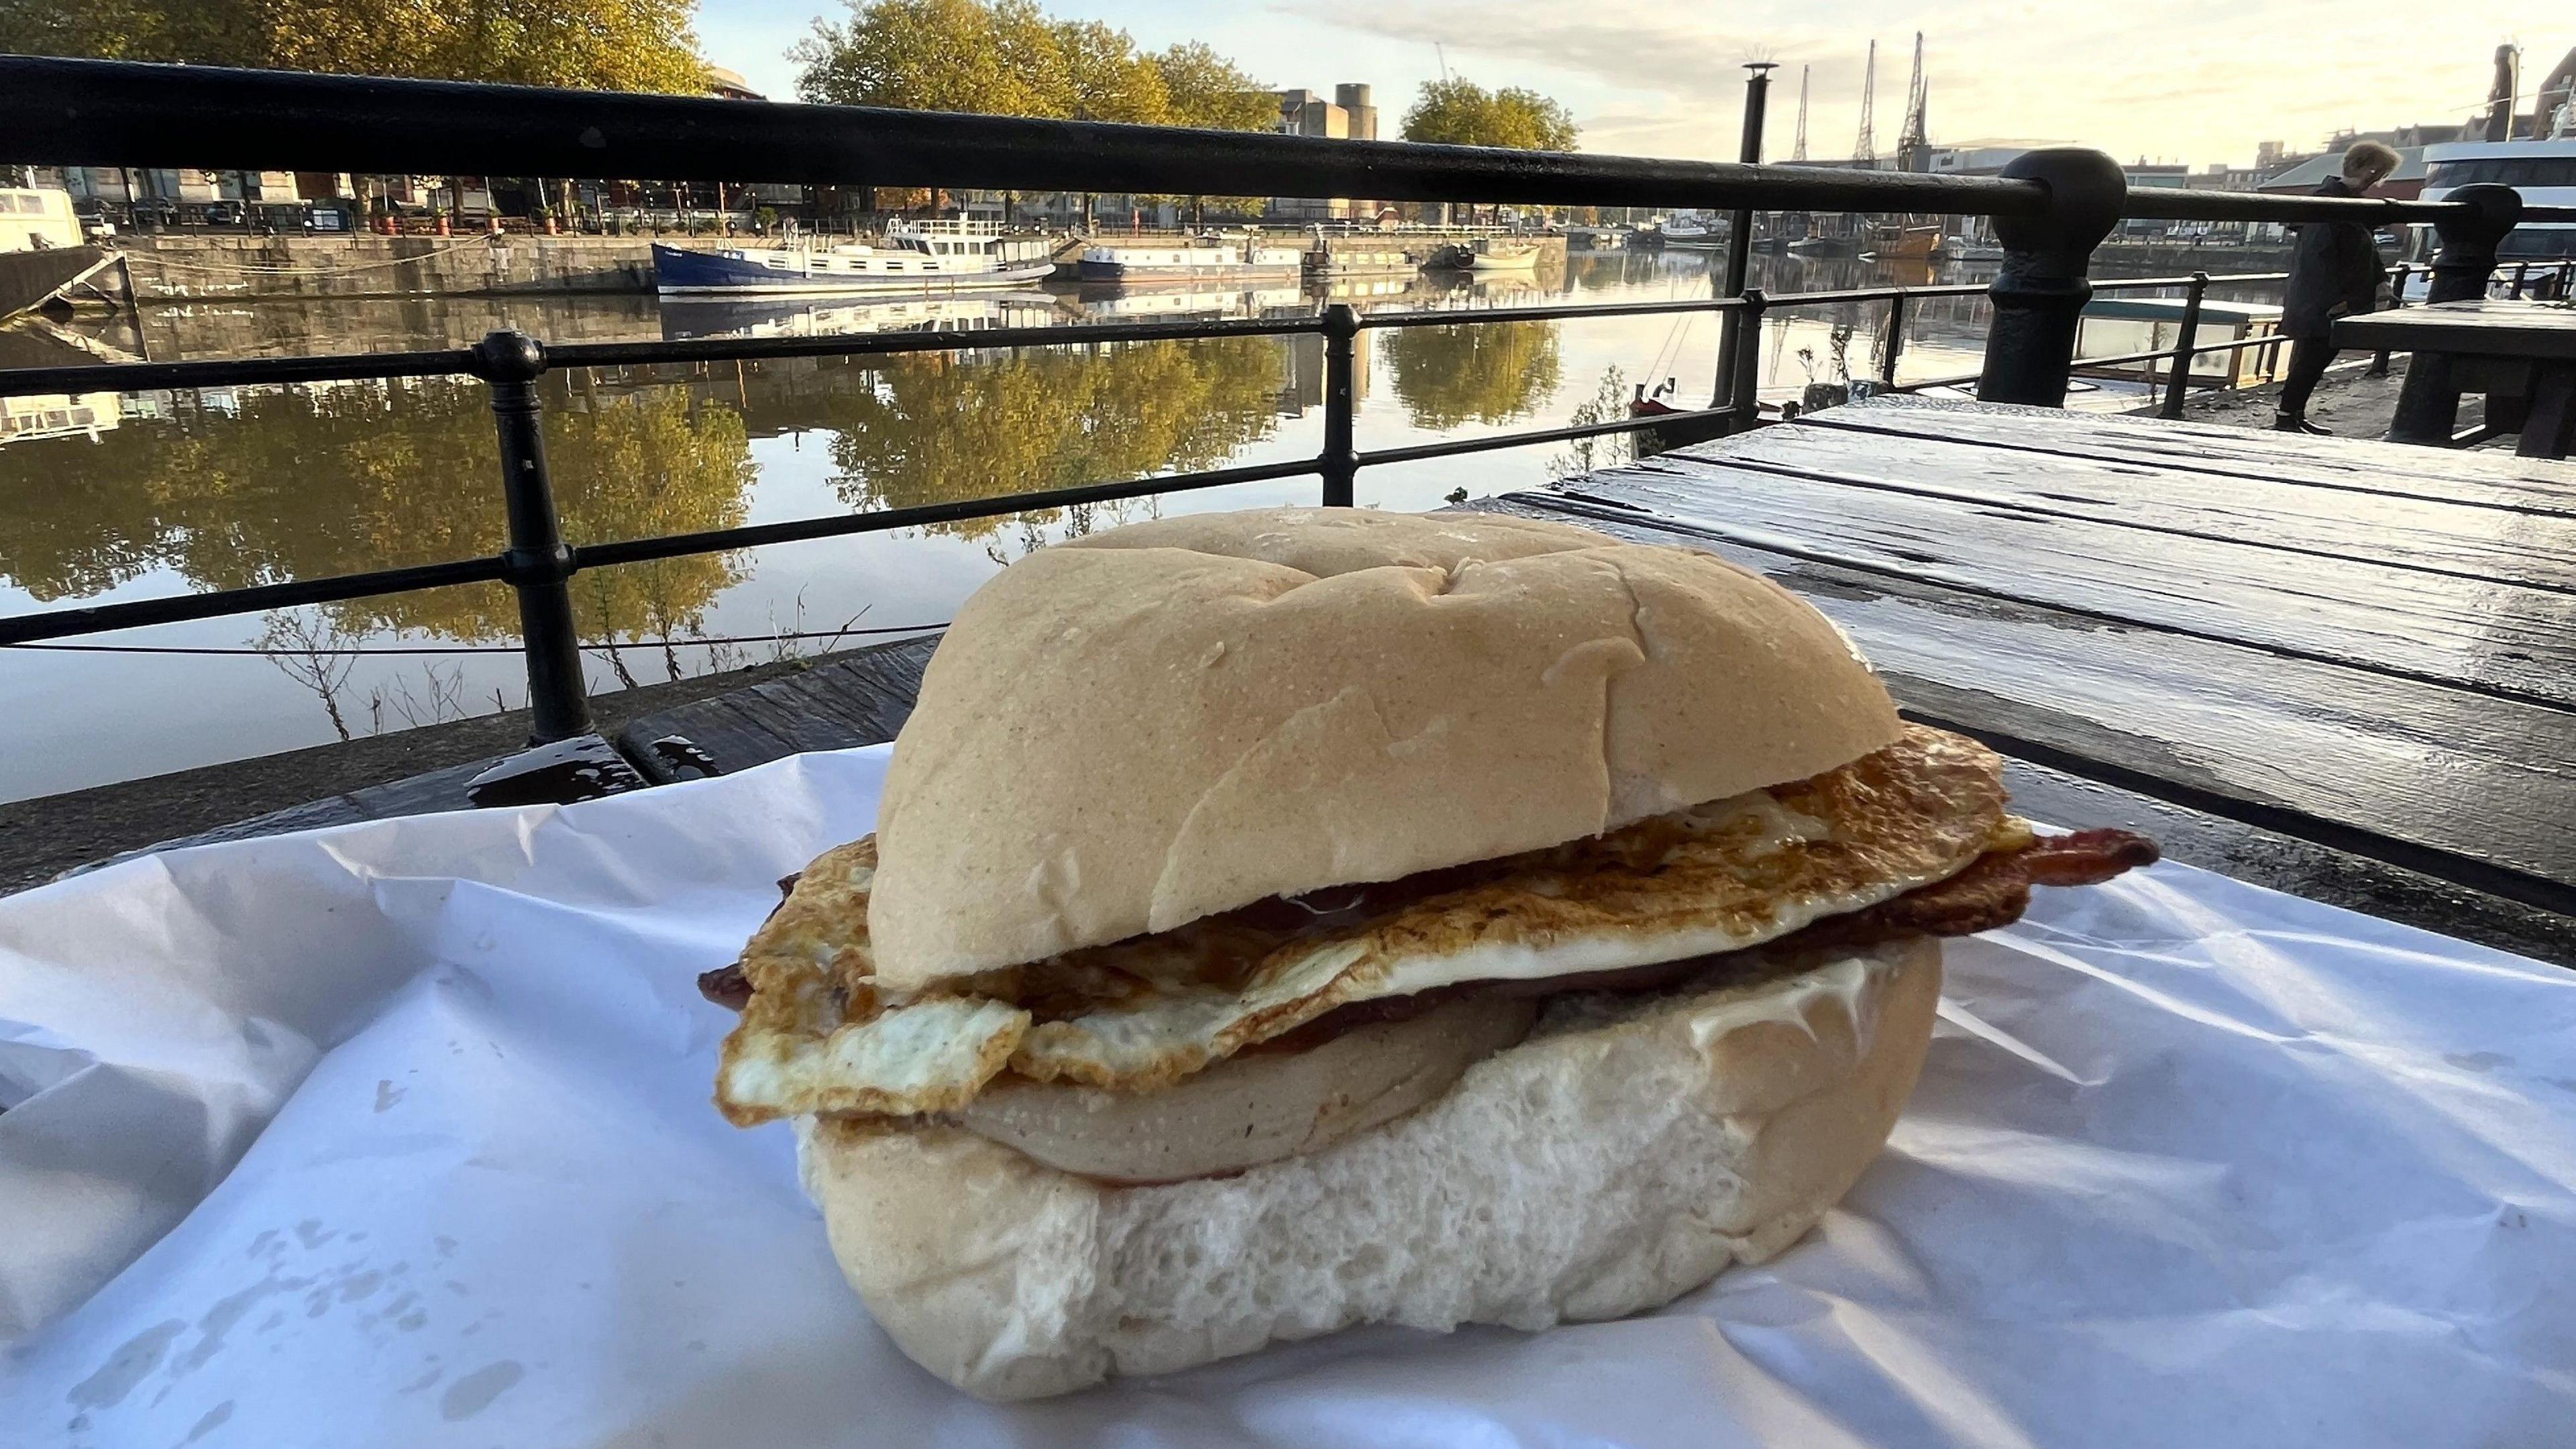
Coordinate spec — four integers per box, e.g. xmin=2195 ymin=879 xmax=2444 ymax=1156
xmin=715 ymin=724 xmax=2011 ymax=1125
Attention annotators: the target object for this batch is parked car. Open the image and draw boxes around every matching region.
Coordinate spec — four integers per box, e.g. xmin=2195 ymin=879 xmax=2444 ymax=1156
xmin=303 ymin=207 xmax=352 ymax=232
xmin=202 ymin=201 xmax=246 ymax=226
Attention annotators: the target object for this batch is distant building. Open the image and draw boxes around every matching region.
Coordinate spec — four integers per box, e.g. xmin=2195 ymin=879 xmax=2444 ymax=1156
xmin=2184 ymin=162 xmax=2264 ymax=192
xmin=1270 ymin=84 xmax=1379 ymax=222
xmin=705 ymin=66 xmax=765 ymax=103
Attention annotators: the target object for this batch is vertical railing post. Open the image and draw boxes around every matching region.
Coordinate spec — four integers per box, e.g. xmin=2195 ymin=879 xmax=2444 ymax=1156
xmin=1713 ymin=62 xmax=1774 ymax=408
xmin=1320 ymin=305 xmax=1358 ymax=507
xmin=1730 ymin=289 xmax=1768 ymax=423
xmin=472 ymin=329 xmax=591 ymax=743
xmin=1880 ymin=291 xmax=1908 ymax=387
xmin=2508 ymin=261 xmax=2529 ymax=299
xmin=1977 ymin=148 xmax=2125 ymax=407
xmin=2367 ymin=262 xmax=2403 ymax=378
xmin=2157 ymin=270 xmax=2208 ymax=420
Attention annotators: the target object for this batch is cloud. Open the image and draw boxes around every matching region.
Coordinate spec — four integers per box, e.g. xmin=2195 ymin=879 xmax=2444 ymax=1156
xmin=1285 ymin=0 xmax=2530 ymax=166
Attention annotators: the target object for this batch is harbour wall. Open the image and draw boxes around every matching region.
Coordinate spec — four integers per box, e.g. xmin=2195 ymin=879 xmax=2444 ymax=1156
xmin=112 ymin=235 xmax=663 ymax=302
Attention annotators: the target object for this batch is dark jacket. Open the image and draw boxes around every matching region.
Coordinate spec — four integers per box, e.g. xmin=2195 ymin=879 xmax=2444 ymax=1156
xmin=2280 ymin=176 xmax=2385 ymax=340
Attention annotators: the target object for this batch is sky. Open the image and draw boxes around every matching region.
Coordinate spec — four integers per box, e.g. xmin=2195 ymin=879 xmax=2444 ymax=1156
xmin=700 ymin=0 xmax=2564 ymax=172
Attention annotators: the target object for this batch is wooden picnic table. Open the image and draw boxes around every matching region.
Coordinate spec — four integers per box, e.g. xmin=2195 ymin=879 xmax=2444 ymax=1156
xmin=2335 ymin=298 xmax=2576 ymax=458
xmin=123 ymin=397 xmax=2576 ymax=966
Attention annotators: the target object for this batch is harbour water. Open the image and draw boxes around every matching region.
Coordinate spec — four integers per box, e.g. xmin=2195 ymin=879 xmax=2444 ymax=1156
xmin=1 ymin=250 xmax=2219 ymax=801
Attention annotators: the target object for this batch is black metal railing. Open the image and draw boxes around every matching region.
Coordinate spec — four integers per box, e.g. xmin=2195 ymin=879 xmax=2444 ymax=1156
xmin=5 ymin=54 xmax=2572 ymax=747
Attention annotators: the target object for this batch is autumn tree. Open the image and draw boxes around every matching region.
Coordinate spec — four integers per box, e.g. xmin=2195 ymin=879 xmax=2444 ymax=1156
xmin=1401 ymin=78 xmax=1578 ymax=152
xmin=792 ymin=0 xmax=1273 ymax=217
xmin=1399 ymin=76 xmax=1576 ymax=225
xmin=0 ymin=0 xmax=710 ymax=92
xmin=1148 ymin=40 xmax=1273 ymax=130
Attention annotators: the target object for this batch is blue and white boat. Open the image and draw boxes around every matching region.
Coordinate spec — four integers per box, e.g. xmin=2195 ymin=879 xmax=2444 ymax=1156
xmin=652 ymin=218 xmax=1055 ymax=295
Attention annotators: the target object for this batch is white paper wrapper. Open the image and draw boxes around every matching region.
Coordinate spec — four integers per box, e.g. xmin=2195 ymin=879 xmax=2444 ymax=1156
xmin=3 ymin=744 xmax=2573 ymax=1447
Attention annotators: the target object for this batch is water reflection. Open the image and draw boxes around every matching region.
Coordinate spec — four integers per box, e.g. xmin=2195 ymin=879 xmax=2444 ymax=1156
xmin=818 ymin=335 xmax=1293 ymax=537
xmin=1382 ymin=320 xmax=1562 ymax=429
xmin=0 ymin=376 xmax=754 ymax=642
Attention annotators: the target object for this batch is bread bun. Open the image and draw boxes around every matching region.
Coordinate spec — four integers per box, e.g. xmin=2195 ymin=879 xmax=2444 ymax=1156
xmin=869 ymin=508 xmax=1900 ymax=992
xmin=797 ymin=936 xmax=1941 ymax=1400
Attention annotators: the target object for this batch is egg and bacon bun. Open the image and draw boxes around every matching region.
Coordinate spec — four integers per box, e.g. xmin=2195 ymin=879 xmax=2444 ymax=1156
xmin=700 ymin=507 xmax=2154 ymax=1400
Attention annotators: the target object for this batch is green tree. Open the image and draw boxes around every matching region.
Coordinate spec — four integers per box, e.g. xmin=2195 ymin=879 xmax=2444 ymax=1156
xmin=1148 ymin=40 xmax=1273 ymax=131
xmin=793 ymin=0 xmax=1069 ymax=116
xmin=1056 ymin=17 xmax=1167 ymax=123
xmin=1401 ymin=77 xmax=1578 ymax=152
xmin=0 ymin=0 xmax=709 ymax=91
xmin=1382 ymin=320 xmax=1562 ymax=431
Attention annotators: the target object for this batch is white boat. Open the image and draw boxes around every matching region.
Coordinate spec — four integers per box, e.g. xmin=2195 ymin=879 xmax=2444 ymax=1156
xmin=651 ymin=218 xmax=1055 ymax=295
xmin=1077 ymin=237 xmax=1304 ymax=282
xmin=1658 ymin=213 xmax=1727 ymax=248
xmin=2407 ymin=130 xmax=2576 ymax=296
xmin=1465 ymin=238 xmax=1543 ymax=271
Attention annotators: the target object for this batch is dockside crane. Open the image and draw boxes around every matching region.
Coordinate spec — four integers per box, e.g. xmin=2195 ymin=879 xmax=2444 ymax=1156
xmin=1792 ymin=65 xmax=1809 ymax=162
xmin=1898 ymin=32 xmax=1929 ymax=170
xmin=1854 ymin=40 xmax=1877 ymax=164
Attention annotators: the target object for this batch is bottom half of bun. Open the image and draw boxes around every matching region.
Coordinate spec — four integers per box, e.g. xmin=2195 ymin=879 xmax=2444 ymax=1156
xmin=796 ymin=936 xmax=1943 ymax=1401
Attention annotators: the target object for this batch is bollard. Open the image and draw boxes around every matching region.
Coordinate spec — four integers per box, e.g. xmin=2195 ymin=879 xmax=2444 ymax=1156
xmin=472 ymin=330 xmax=592 ymax=743
xmin=1977 ymin=149 xmax=2125 ymax=407
xmin=2425 ymin=184 xmax=2520 ymax=303
xmin=2156 ymin=271 xmax=2209 ymax=421
xmin=1320 ymin=305 xmax=1358 ymax=507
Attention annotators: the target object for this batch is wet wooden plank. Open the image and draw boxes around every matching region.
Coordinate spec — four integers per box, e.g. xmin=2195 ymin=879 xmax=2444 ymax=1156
xmin=2336 ymin=300 xmax=2576 ymax=360
xmin=1796 ymin=396 xmax=2576 ymax=511
xmin=1474 ymin=492 xmax=2576 ymax=911
xmin=1701 ymin=422 xmax=2576 ymax=592
xmin=1568 ymin=451 xmax=2576 ymax=710
xmin=618 ymin=636 xmax=934 ymax=780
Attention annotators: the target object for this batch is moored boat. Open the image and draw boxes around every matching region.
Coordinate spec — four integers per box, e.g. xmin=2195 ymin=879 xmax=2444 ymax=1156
xmin=651 ymin=218 xmax=1054 ymax=295
xmin=1305 ymin=243 xmax=1417 ymax=276
xmin=1657 ymin=214 xmax=1727 ymax=248
xmin=1077 ymin=237 xmax=1303 ymax=282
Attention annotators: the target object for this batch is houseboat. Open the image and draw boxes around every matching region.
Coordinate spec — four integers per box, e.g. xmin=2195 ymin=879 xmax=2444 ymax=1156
xmin=1656 ymin=214 xmax=1727 ymax=248
xmin=1075 ymin=237 xmax=1303 ymax=283
xmin=651 ymin=218 xmax=1055 ymax=295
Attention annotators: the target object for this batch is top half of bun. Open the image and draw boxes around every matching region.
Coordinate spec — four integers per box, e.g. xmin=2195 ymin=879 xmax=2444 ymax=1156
xmin=868 ymin=507 xmax=1900 ymax=993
